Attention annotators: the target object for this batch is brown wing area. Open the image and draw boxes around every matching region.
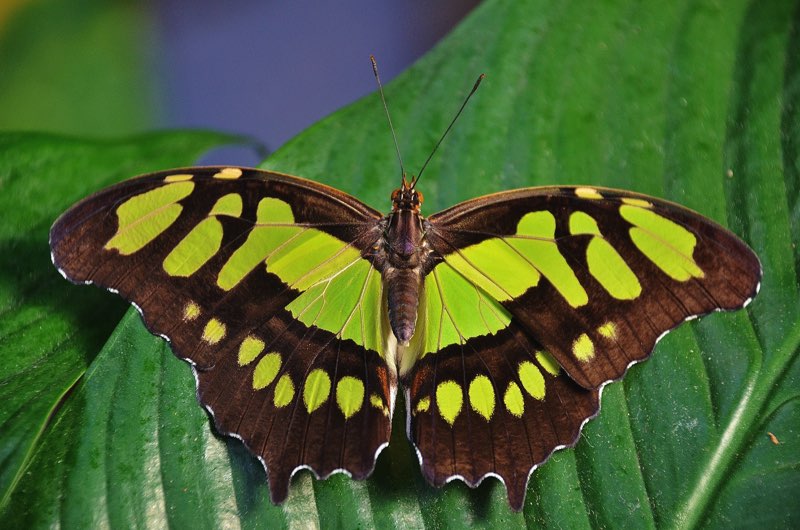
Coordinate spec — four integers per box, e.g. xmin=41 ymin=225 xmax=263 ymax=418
xmin=197 ymin=309 xmax=393 ymax=503
xmin=404 ymin=322 xmax=599 ymax=510
xmin=49 ymin=167 xmax=392 ymax=502
xmin=426 ymin=186 xmax=762 ymax=389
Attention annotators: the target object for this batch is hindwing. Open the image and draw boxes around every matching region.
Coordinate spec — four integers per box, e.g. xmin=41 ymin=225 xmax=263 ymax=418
xmin=404 ymin=320 xmax=599 ymax=510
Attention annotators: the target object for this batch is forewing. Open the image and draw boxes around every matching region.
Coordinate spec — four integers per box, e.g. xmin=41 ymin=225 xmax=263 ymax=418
xmin=50 ymin=166 xmax=394 ymax=503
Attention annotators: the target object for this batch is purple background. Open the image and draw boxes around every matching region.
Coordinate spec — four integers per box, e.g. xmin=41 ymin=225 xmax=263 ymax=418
xmin=155 ymin=1 xmax=479 ymax=164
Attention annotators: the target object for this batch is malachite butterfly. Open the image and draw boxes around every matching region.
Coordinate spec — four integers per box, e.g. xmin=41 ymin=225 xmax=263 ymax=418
xmin=49 ymin=74 xmax=761 ymax=511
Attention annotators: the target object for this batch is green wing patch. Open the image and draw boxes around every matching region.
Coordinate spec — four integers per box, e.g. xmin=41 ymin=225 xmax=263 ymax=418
xmin=286 ymin=258 xmax=384 ymax=354
xmin=443 ymin=210 xmax=587 ymax=306
xmin=418 ymin=262 xmax=511 ymax=355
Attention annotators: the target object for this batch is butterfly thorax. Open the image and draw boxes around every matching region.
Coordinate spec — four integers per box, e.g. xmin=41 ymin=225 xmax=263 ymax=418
xmin=378 ymin=185 xmax=429 ymax=350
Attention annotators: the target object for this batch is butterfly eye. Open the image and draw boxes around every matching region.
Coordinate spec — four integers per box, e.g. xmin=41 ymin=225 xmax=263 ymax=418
xmin=416 ymin=191 xmax=424 ymax=205
xmin=391 ymin=189 xmax=400 ymax=202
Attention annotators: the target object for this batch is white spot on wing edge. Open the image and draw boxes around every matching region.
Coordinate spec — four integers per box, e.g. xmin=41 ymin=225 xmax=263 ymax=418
xmin=51 ymin=249 xmax=73 ymax=282
xmin=742 ymin=278 xmax=762 ymax=308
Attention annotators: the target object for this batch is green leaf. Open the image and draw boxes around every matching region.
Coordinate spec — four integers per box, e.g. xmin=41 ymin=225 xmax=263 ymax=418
xmin=3 ymin=0 xmax=800 ymax=527
xmin=0 ymin=131 xmax=247 ymax=524
xmin=0 ymin=0 xmax=159 ymax=135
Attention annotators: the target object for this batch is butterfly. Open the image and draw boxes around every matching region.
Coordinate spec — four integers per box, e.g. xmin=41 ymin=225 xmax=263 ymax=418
xmin=49 ymin=67 xmax=761 ymax=511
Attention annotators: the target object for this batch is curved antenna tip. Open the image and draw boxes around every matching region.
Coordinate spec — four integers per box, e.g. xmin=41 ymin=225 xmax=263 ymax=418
xmin=414 ymin=73 xmax=486 ymax=186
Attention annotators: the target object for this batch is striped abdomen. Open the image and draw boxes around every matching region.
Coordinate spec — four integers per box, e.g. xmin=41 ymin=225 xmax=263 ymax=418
xmin=386 ymin=267 xmax=422 ymax=345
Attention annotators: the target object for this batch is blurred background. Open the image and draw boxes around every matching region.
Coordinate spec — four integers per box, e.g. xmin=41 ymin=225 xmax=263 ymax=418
xmin=0 ymin=0 xmax=480 ymax=165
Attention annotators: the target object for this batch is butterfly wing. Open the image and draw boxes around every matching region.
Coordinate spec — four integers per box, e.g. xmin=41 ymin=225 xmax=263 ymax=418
xmin=404 ymin=322 xmax=599 ymax=510
xmin=404 ymin=185 xmax=760 ymax=509
xmin=50 ymin=167 xmax=395 ymax=503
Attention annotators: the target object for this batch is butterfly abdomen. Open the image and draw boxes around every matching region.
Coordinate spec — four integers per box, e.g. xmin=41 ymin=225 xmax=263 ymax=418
xmin=386 ymin=266 xmax=422 ymax=345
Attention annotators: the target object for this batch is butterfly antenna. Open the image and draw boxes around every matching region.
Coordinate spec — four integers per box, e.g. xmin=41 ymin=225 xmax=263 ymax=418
xmin=413 ymin=73 xmax=485 ymax=187
xmin=371 ymin=55 xmax=407 ymax=187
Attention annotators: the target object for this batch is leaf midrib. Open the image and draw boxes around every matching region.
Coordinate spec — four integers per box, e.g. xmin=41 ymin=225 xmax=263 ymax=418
xmin=672 ymin=316 xmax=800 ymax=527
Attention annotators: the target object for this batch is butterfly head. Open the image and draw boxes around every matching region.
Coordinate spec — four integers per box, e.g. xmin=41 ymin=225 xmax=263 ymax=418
xmin=391 ymin=178 xmax=423 ymax=212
